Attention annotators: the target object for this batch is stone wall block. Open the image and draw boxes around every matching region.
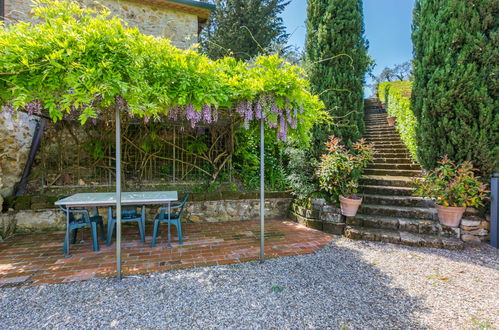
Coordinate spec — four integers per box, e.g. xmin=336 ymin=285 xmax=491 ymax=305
xmin=320 ymin=212 xmax=344 ymax=223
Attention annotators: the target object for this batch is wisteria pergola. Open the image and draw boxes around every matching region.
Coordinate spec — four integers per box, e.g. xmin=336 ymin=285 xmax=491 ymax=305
xmin=0 ymin=1 xmax=324 ymax=278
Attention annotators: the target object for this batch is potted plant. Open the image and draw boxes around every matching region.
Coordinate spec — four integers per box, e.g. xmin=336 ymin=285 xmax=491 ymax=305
xmin=414 ymin=156 xmax=488 ymax=227
xmin=317 ymin=136 xmax=375 ymax=216
xmin=386 ymin=115 xmax=396 ymax=126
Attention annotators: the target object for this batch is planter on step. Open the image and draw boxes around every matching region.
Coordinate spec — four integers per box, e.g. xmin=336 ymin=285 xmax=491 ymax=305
xmin=435 ymin=204 xmax=466 ymax=227
xmin=386 ymin=116 xmax=396 ymax=126
xmin=339 ymin=195 xmax=362 ymax=217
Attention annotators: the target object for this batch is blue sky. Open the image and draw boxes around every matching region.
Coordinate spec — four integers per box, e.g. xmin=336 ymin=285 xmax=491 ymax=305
xmin=281 ymin=0 xmax=415 ymax=90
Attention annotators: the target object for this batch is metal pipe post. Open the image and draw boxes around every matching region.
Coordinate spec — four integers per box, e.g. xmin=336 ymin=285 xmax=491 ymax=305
xmin=491 ymin=173 xmax=499 ymax=248
xmin=260 ymin=118 xmax=265 ymax=263
xmin=115 ymin=105 xmax=122 ymax=279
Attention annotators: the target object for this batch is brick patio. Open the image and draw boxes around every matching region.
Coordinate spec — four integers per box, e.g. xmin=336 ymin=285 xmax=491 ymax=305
xmin=0 ymin=219 xmax=333 ymax=286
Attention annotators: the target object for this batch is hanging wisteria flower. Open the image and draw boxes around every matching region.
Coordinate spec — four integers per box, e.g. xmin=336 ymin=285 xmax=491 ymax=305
xmin=25 ymin=100 xmax=43 ymax=116
xmin=184 ymin=104 xmax=201 ymax=128
xmin=202 ymin=104 xmax=212 ymax=124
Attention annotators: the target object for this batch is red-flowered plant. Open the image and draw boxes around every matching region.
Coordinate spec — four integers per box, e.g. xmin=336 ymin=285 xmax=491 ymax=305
xmin=317 ymin=136 xmax=375 ymax=202
xmin=414 ymin=156 xmax=488 ymax=207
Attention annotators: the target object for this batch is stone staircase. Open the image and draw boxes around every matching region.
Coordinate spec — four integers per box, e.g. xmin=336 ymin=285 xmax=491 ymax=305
xmin=344 ymin=99 xmax=463 ymax=249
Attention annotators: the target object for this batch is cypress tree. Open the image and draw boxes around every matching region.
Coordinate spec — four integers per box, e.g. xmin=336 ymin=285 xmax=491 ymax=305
xmin=305 ymin=0 xmax=369 ymax=148
xmin=200 ymin=0 xmax=289 ymax=61
xmin=412 ymin=0 xmax=499 ymax=176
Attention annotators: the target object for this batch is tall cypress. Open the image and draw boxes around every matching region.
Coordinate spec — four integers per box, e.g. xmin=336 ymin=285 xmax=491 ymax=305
xmin=412 ymin=0 xmax=499 ymax=176
xmin=305 ymin=0 xmax=369 ymax=149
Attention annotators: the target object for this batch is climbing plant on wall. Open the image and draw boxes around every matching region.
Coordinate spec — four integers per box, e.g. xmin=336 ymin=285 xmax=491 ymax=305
xmin=0 ymin=0 xmax=324 ymax=145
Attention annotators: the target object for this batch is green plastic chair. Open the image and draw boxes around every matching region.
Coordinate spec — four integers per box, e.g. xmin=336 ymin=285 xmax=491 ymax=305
xmin=107 ymin=205 xmax=146 ymax=246
xmin=151 ymin=194 xmax=189 ymax=248
xmin=58 ymin=205 xmax=106 ymax=254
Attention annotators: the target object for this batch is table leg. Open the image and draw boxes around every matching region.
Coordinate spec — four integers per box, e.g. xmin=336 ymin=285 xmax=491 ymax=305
xmin=167 ymin=202 xmax=171 ymax=249
xmin=65 ymin=208 xmax=72 ymax=258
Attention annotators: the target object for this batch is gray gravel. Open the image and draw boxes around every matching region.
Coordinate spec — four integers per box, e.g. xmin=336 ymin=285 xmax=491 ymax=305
xmin=1 ymin=238 xmax=498 ymax=329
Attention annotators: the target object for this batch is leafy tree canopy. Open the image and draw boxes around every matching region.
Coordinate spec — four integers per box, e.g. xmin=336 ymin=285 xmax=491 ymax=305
xmin=200 ymin=0 xmax=290 ymax=61
xmin=0 ymin=0 xmax=325 ymax=143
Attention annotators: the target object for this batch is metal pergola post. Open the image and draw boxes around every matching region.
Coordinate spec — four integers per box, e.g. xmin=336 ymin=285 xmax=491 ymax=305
xmin=260 ymin=118 xmax=265 ymax=263
xmin=115 ymin=106 xmax=122 ymax=279
xmin=490 ymin=173 xmax=498 ymax=248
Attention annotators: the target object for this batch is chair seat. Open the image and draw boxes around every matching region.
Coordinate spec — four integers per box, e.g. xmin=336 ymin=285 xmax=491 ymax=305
xmin=154 ymin=214 xmax=180 ymax=222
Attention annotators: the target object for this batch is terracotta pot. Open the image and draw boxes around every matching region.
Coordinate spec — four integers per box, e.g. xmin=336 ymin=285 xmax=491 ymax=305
xmin=386 ymin=116 xmax=396 ymax=126
xmin=339 ymin=195 xmax=362 ymax=217
xmin=435 ymin=204 xmax=466 ymax=227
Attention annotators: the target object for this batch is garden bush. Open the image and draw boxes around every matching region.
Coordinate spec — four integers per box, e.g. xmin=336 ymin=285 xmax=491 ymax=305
xmin=316 ymin=136 xmax=374 ymax=202
xmin=412 ymin=0 xmax=498 ymax=176
xmin=378 ymin=81 xmax=417 ymax=160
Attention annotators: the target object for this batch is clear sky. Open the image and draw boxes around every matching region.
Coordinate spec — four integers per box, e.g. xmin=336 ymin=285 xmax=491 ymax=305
xmin=281 ymin=0 xmax=415 ymax=92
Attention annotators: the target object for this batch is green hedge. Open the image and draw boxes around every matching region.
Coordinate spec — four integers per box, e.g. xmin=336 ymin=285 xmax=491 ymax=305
xmin=378 ymin=81 xmax=417 ymax=160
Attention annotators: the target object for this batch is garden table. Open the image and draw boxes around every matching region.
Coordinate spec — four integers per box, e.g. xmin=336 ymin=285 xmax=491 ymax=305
xmin=55 ymin=191 xmax=178 ymax=256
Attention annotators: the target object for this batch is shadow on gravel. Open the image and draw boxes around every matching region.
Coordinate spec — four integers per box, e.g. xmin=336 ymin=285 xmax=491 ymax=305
xmin=0 ymin=239 xmax=429 ymax=329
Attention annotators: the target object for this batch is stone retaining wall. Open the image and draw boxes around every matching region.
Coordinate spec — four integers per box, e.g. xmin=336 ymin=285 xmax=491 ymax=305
xmin=459 ymin=210 xmax=490 ymax=243
xmin=0 ymin=192 xmax=292 ymax=240
xmin=288 ymin=198 xmax=345 ymax=235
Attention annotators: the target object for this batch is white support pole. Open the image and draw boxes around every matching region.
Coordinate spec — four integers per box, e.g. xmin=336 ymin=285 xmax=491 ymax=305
xmin=115 ymin=105 xmax=122 ymax=280
xmin=260 ymin=118 xmax=265 ymax=263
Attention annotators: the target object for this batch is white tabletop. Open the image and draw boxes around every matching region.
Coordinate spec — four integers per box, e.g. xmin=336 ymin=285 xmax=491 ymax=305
xmin=55 ymin=191 xmax=178 ymax=207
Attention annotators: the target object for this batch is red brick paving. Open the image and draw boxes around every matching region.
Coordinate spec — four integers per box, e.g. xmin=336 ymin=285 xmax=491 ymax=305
xmin=0 ymin=219 xmax=333 ymax=286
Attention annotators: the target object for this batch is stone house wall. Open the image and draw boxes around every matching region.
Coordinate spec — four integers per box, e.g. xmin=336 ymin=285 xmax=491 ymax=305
xmin=4 ymin=0 xmax=200 ymax=49
xmin=0 ymin=112 xmax=37 ymax=200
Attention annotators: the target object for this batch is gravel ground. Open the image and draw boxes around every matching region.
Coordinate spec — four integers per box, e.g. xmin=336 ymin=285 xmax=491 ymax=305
xmin=1 ymin=238 xmax=498 ymax=329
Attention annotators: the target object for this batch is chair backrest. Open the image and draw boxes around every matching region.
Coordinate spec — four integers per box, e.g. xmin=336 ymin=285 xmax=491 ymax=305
xmin=159 ymin=194 xmax=189 ymax=219
xmin=176 ymin=194 xmax=189 ymax=214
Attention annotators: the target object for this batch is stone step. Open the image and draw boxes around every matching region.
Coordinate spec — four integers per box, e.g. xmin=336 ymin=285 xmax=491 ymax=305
xmin=372 ymin=144 xmax=408 ymax=150
xmin=366 ymin=124 xmax=396 ymax=128
xmin=366 ymin=128 xmax=395 ymax=132
xmin=366 ymin=136 xmax=402 ymax=141
xmin=361 ymin=194 xmax=432 ymax=208
xmin=347 ymin=214 xmax=446 ymax=235
xmin=373 ymin=152 xmax=412 ymax=158
xmin=365 ymin=126 xmax=397 ymax=131
xmin=371 ymin=163 xmax=421 ymax=170
xmin=370 ymin=140 xmax=405 ymax=144
xmin=359 ymin=184 xmax=415 ymax=196
xmin=364 ymin=168 xmax=421 ymax=176
xmin=358 ymin=203 xmax=438 ymax=220
xmin=344 ymin=226 xmax=464 ymax=250
xmin=365 ymin=120 xmax=389 ymax=124
xmin=373 ymin=157 xmax=415 ymax=164
xmin=360 ymin=175 xmax=414 ymax=188
xmin=365 ymin=133 xmax=400 ymax=138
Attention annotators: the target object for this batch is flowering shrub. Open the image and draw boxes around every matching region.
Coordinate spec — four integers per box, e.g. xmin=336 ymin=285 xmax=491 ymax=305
xmin=413 ymin=156 xmax=488 ymax=207
xmin=316 ymin=136 xmax=375 ymax=201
